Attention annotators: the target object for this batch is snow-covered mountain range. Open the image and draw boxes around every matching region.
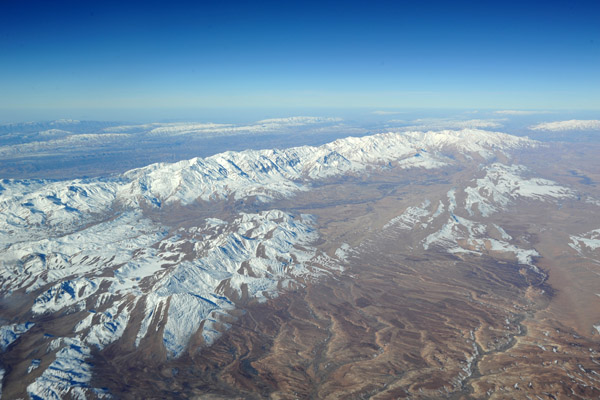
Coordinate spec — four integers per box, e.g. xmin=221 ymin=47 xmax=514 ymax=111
xmin=1 ymin=129 xmax=533 ymax=233
xmin=4 ymin=127 xmax=588 ymax=399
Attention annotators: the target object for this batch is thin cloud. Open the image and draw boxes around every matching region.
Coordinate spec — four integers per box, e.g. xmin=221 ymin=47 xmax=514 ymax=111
xmin=255 ymin=116 xmax=341 ymax=125
xmin=372 ymin=110 xmax=406 ymax=115
xmin=391 ymin=118 xmax=504 ymax=130
xmin=494 ymin=110 xmax=550 ymax=115
xmin=529 ymin=120 xmax=600 ymax=131
xmin=107 ymin=117 xmax=342 ymax=137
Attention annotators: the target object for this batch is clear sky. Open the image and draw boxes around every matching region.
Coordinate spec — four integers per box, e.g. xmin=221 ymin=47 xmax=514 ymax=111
xmin=1 ymin=0 xmax=599 ymax=120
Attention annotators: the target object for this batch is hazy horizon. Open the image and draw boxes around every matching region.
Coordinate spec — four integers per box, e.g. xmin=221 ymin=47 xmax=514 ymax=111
xmin=2 ymin=107 xmax=600 ymax=126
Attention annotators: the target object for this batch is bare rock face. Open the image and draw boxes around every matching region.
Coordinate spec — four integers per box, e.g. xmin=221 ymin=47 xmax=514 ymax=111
xmin=1 ymin=129 xmax=600 ymax=399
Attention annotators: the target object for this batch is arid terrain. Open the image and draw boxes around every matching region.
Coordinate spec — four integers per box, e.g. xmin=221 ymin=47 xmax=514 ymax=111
xmin=1 ymin=131 xmax=600 ymax=399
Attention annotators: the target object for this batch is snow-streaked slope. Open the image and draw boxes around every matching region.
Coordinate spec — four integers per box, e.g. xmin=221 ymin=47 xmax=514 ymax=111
xmin=136 ymin=210 xmax=323 ymax=356
xmin=0 ymin=129 xmax=537 ymax=236
xmin=17 ymin=210 xmax=330 ymax=398
xmin=0 ymin=322 xmax=34 ymax=351
xmin=334 ymin=243 xmax=354 ymax=263
xmin=12 ymin=209 xmax=325 ymax=347
xmin=1 ymin=211 xmax=166 ymax=294
xmin=9 ymin=210 xmax=336 ymax=398
xmin=0 ymin=178 xmax=122 ymax=244
xmin=383 ymin=163 xmax=572 ymax=268
xmin=571 ymin=229 xmax=600 ymax=251
xmin=27 ymin=337 xmax=110 ymax=400
xmin=424 ymin=189 xmax=541 ymax=267
xmin=464 ymin=163 xmax=574 ymax=217
xmin=383 ymin=200 xmax=432 ymax=230
xmin=570 ymin=229 xmax=600 ymax=263
xmin=115 ymin=130 xmax=454 ymax=206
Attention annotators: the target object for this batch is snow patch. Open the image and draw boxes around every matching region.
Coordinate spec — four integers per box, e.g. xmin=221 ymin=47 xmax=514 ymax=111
xmin=335 ymin=243 xmax=353 ymax=262
xmin=384 ymin=200 xmax=431 ymax=230
xmin=0 ymin=322 xmax=34 ymax=351
xmin=28 ymin=359 xmax=41 ymax=373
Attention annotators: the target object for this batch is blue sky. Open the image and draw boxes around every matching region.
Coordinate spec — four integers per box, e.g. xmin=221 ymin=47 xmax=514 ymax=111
xmin=1 ymin=0 xmax=599 ymax=120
